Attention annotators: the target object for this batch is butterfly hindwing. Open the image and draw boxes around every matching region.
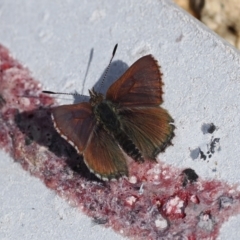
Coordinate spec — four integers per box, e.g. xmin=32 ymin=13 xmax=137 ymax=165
xmin=83 ymin=125 xmax=128 ymax=180
xmin=106 ymin=55 xmax=163 ymax=107
xmin=119 ymin=106 xmax=175 ymax=160
xmin=52 ymin=102 xmax=96 ymax=153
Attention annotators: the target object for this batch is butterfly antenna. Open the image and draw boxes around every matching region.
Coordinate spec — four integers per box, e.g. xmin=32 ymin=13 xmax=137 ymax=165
xmin=82 ymin=48 xmax=94 ymax=95
xmin=42 ymin=90 xmax=81 ymax=97
xmin=43 ymin=44 xmax=118 ymax=96
xmin=99 ymin=43 xmax=118 ymax=92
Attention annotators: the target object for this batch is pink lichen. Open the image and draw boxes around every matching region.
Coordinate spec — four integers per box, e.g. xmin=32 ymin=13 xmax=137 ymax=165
xmin=1 ymin=44 xmax=240 ymax=239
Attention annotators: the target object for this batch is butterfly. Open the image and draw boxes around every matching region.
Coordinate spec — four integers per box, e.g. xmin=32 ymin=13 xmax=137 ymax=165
xmin=48 ymin=47 xmax=175 ymax=181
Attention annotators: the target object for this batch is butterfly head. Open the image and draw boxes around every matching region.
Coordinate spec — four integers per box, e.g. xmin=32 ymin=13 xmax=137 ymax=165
xmin=89 ymin=88 xmax=104 ymax=107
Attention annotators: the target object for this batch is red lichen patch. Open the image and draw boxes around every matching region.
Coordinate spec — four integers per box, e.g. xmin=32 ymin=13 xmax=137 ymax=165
xmin=1 ymin=44 xmax=240 ymax=239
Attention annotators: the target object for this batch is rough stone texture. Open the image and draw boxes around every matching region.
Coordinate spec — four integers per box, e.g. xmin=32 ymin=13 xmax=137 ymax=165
xmin=1 ymin=0 xmax=240 ymax=239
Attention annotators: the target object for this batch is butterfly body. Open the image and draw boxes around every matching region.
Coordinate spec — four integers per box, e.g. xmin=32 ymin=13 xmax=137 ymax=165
xmin=90 ymin=90 xmax=120 ymax=133
xmin=51 ymin=55 xmax=175 ymax=181
xmin=90 ymin=89 xmax=144 ymax=163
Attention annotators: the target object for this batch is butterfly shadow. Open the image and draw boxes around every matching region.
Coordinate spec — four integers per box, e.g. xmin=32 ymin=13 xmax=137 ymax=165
xmin=15 ymin=59 xmax=129 ymax=182
xmin=73 ymin=59 xmax=129 ymax=103
xmin=14 ymin=107 xmax=99 ymax=181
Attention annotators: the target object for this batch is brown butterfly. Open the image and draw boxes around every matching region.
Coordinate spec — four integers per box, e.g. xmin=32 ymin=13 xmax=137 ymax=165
xmin=46 ymin=46 xmax=174 ymax=181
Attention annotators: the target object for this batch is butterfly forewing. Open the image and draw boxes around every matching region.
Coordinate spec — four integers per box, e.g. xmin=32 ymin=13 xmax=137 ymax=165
xmin=83 ymin=125 xmax=128 ymax=180
xmin=119 ymin=107 xmax=175 ymax=160
xmin=52 ymin=102 xmax=96 ymax=153
xmin=106 ymin=55 xmax=163 ymax=107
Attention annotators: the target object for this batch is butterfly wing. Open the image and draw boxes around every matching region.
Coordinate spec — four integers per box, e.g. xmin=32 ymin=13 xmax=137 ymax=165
xmin=106 ymin=55 xmax=163 ymax=107
xmin=52 ymin=102 xmax=128 ymax=180
xmin=83 ymin=125 xmax=128 ymax=180
xmin=52 ymin=102 xmax=96 ymax=153
xmin=107 ymin=54 xmax=174 ymax=159
xmin=119 ymin=106 xmax=175 ymax=160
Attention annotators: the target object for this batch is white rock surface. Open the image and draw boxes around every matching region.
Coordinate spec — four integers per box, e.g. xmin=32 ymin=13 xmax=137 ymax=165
xmin=0 ymin=0 xmax=240 ymax=239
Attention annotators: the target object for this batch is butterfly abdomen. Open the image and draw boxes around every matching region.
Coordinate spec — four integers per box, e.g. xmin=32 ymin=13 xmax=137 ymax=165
xmin=94 ymin=100 xmax=144 ymax=163
xmin=115 ymin=131 xmax=144 ymax=163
